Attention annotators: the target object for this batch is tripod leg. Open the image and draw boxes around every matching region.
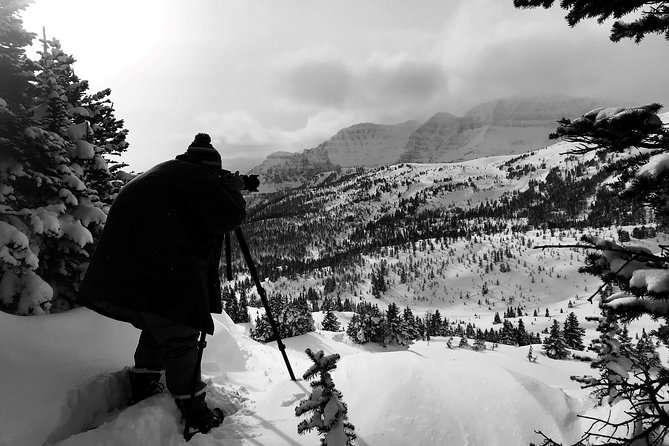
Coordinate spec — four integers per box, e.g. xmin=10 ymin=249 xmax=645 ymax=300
xmin=234 ymin=227 xmax=297 ymax=381
xmin=183 ymin=332 xmax=206 ymax=441
xmin=224 ymin=233 xmax=233 ymax=281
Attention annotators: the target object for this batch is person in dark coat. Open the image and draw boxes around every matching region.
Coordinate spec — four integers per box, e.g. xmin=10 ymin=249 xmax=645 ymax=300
xmin=79 ymin=133 xmax=246 ymax=433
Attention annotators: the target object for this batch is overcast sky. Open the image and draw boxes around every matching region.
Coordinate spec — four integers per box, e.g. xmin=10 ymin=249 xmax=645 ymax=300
xmin=22 ymin=0 xmax=669 ymax=172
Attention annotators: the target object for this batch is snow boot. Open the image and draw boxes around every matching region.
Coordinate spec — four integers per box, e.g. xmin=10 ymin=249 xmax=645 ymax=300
xmin=176 ymin=392 xmax=225 ymax=436
xmin=128 ymin=368 xmax=165 ymax=405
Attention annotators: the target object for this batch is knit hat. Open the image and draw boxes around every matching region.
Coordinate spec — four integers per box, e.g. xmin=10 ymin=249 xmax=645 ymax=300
xmin=176 ymin=133 xmax=222 ymax=169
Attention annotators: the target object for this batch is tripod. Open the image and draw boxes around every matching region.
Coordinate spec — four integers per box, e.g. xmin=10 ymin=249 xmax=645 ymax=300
xmin=184 ymin=227 xmax=297 ymax=441
xmin=228 ymin=227 xmax=296 ymax=381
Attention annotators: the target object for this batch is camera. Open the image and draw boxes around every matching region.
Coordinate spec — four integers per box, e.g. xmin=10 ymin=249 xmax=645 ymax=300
xmin=220 ymin=169 xmax=260 ymax=192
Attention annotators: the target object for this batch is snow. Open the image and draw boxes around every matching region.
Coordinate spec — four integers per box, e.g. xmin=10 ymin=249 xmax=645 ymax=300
xmin=0 ymin=271 xmax=54 ymax=316
xmin=635 ymin=152 xmax=669 ymax=181
xmin=72 ymin=199 xmax=107 ymax=227
xmin=1 ymin=301 xmax=629 ymax=446
xmin=630 ymin=269 xmax=669 ymax=294
xmin=60 ymin=215 xmax=93 ymax=248
xmin=72 ymin=140 xmax=95 ymax=160
xmin=0 ymin=220 xmax=38 ymax=268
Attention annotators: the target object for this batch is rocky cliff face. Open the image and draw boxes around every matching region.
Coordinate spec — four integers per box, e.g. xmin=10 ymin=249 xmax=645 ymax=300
xmin=323 ymin=121 xmax=421 ymax=167
xmin=250 ymin=96 xmax=607 ymax=190
xmin=398 ymin=96 xmax=604 ymax=163
xmin=248 ymin=145 xmax=337 ymax=191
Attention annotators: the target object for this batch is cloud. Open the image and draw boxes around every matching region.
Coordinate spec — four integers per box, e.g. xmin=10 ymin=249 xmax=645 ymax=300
xmin=279 ymin=59 xmax=354 ymax=107
xmin=275 ymin=51 xmax=448 ymax=122
xmin=361 ymin=53 xmax=447 ymax=105
xmin=193 ymin=109 xmax=362 ymax=158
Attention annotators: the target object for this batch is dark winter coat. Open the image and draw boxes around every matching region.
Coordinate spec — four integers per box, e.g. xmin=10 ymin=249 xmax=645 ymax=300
xmin=79 ymin=159 xmax=246 ymax=334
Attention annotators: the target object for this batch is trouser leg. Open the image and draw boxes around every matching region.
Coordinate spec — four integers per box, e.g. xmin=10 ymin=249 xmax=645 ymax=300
xmin=133 ymin=313 xmax=206 ymax=397
xmin=134 ymin=329 xmax=165 ymax=371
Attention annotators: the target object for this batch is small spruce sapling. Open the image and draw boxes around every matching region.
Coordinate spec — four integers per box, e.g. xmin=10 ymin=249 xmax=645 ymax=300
xmin=296 ymin=349 xmax=356 ymax=446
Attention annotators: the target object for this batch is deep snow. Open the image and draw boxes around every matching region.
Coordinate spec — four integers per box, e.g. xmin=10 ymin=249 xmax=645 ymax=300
xmin=2 ymin=303 xmax=621 ymax=446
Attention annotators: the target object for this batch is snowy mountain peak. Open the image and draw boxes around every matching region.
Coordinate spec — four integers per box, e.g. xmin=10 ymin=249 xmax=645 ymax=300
xmin=322 ymin=121 xmax=422 ymax=167
xmin=250 ymin=96 xmax=607 ymax=190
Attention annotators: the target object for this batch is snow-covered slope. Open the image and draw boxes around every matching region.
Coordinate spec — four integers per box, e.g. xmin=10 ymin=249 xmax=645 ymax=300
xmin=2 ymin=306 xmax=603 ymax=446
xmin=4 ymin=219 xmax=667 ymax=445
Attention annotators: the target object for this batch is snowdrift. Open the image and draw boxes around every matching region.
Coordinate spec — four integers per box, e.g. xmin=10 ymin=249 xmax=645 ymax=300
xmin=0 ymin=308 xmax=596 ymax=445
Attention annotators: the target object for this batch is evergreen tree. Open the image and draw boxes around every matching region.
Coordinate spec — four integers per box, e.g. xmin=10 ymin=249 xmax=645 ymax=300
xmin=428 ymin=309 xmax=443 ymax=336
xmin=402 ymin=306 xmax=419 ymax=340
xmin=493 ymin=311 xmax=502 ymax=324
xmin=499 ymin=319 xmax=516 ymax=346
xmin=222 ymin=287 xmax=240 ymax=322
xmin=250 ymin=314 xmax=273 ymax=342
xmin=384 ymin=303 xmax=412 ymax=347
xmin=0 ymin=16 xmax=131 ymax=314
xmin=532 ymin=98 xmax=669 ymax=443
xmin=414 ymin=316 xmax=426 ymax=341
xmin=251 ymin=296 xmax=314 ymax=342
xmin=361 ymin=306 xmax=386 ymax=345
xmin=281 ymin=297 xmax=315 ymax=338
xmin=472 ymin=335 xmax=486 ymax=351
xmin=370 ymin=262 xmax=388 ymax=298
xmin=458 ymin=335 xmax=469 ymax=348
xmin=296 ymin=349 xmax=356 ymax=446
xmin=345 ymin=313 xmax=365 ymax=344
xmin=321 ymin=310 xmax=341 ymax=332
xmin=542 ymin=319 xmax=569 ymax=359
xmin=237 ymin=291 xmax=250 ymax=323
xmin=563 ymin=312 xmax=585 ymax=351
xmin=514 ymin=0 xmax=669 ymax=43
xmin=516 ymin=318 xmax=529 ymax=346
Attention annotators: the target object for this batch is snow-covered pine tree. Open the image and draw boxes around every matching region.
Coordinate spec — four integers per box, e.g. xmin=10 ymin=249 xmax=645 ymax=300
xmin=472 ymin=335 xmax=486 ymax=351
xmin=251 ymin=296 xmax=315 ymax=342
xmin=402 ymin=306 xmax=419 ymax=340
xmin=383 ymin=302 xmax=412 ymax=347
xmin=563 ymin=312 xmax=585 ymax=351
xmin=0 ymin=14 xmax=130 ymax=314
xmin=295 ymin=349 xmax=356 ymax=446
xmin=536 ymin=101 xmax=669 ymax=443
xmin=361 ymin=306 xmax=385 ymax=345
xmin=458 ymin=335 xmax=469 ymax=348
xmin=542 ymin=319 xmax=569 ymax=359
xmin=345 ymin=313 xmax=366 ymax=344
xmin=573 ymin=307 xmax=669 ymax=443
xmin=499 ymin=319 xmax=516 ymax=346
xmin=282 ymin=296 xmax=315 ymax=337
xmin=321 ymin=310 xmax=341 ymax=332
xmin=516 ymin=318 xmax=530 ymax=346
xmin=250 ymin=314 xmax=274 ymax=342
xmin=237 ymin=291 xmax=250 ymax=323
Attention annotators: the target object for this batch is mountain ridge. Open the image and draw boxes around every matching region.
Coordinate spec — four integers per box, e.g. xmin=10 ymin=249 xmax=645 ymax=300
xmin=249 ymin=95 xmax=606 ymax=190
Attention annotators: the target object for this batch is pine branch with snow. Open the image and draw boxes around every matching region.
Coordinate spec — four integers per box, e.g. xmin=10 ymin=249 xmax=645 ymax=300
xmin=544 ymin=103 xmax=669 ymax=445
xmin=295 ymin=349 xmax=356 ymax=446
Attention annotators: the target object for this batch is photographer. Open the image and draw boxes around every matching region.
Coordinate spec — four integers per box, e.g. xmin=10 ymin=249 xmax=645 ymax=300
xmin=79 ymin=133 xmax=247 ymax=433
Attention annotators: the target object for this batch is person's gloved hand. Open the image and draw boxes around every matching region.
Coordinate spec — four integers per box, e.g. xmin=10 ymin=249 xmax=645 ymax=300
xmin=224 ymin=171 xmax=245 ymax=192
